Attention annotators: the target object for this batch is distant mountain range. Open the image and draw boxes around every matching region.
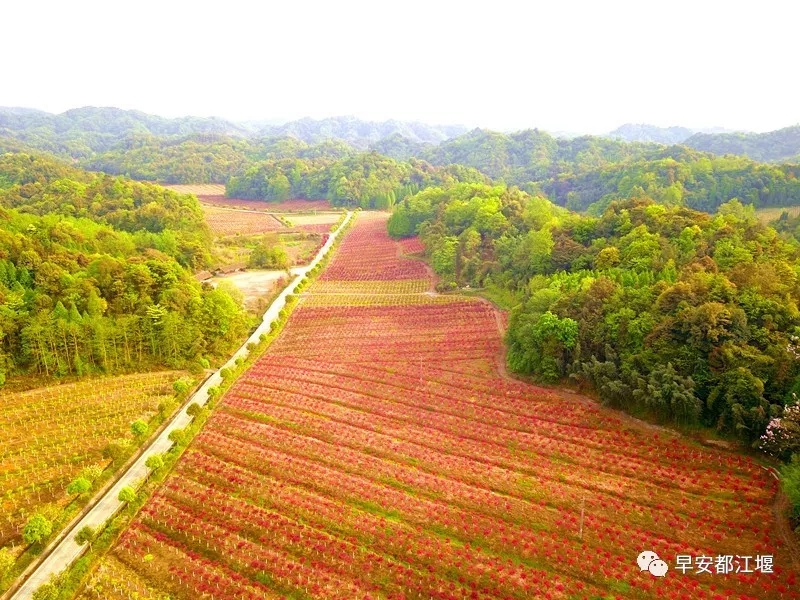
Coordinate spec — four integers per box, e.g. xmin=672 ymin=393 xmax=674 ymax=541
xmin=1 ymin=107 xmax=799 ymax=166
xmin=0 ymin=107 xmax=468 ymax=156
xmin=258 ymin=116 xmax=467 ymax=146
xmin=685 ymin=126 xmax=800 ymax=163
xmin=604 ymin=123 xmax=800 ymax=163
xmin=605 ymin=123 xmax=734 ymax=145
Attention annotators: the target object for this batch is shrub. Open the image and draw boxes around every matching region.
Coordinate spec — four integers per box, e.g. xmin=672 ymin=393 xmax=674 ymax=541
xmin=66 ymin=477 xmax=92 ymax=496
xmin=79 ymin=464 xmax=104 ymax=482
xmin=32 ymin=583 xmax=58 ymax=600
xmin=102 ymin=438 xmax=132 ymax=462
xmin=118 ymin=486 xmax=137 ymax=503
xmin=782 ymin=454 xmax=800 ymax=522
xmin=145 ymin=454 xmax=164 ymax=471
xmin=158 ymin=398 xmax=179 ymax=417
xmin=172 ymin=378 xmax=191 ymax=395
xmin=0 ymin=547 xmax=14 ymax=578
xmin=23 ymin=514 xmax=53 ymax=545
xmin=168 ymin=428 xmax=186 ymax=445
xmin=760 ymin=401 xmax=800 ymax=460
xmin=130 ymin=419 xmax=148 ymax=437
xmin=74 ymin=525 xmax=95 ymax=546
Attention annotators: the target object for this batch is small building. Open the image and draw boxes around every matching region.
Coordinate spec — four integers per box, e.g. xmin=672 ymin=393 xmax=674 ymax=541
xmin=214 ymin=262 xmax=247 ymax=276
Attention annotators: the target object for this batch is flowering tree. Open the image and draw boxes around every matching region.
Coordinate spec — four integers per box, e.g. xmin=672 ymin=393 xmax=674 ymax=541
xmin=760 ymin=398 xmax=800 ymax=460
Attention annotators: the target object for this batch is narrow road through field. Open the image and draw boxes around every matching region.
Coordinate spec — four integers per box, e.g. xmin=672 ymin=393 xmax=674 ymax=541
xmin=7 ymin=212 xmax=352 ymax=600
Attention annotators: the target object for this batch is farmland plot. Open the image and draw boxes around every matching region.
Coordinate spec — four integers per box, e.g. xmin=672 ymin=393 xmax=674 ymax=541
xmin=0 ymin=371 xmax=184 ymax=547
xmin=201 ymin=205 xmax=284 ymax=236
xmin=80 ymin=214 xmax=798 ymax=600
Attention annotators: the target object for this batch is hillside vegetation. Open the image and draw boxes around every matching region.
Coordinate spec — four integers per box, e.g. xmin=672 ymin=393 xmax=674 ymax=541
xmin=84 ymin=135 xmax=356 ymax=184
xmin=0 ymin=107 xmax=249 ymax=158
xmin=0 ymin=153 xmax=249 ymax=384
xmin=0 ymin=107 xmax=465 ymax=162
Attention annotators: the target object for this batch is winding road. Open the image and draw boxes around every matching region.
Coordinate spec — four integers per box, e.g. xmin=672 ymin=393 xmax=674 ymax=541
xmin=6 ymin=212 xmax=353 ymax=600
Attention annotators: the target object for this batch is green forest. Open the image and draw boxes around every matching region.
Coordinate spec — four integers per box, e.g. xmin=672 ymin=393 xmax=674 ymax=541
xmin=226 ymin=153 xmax=489 ymax=209
xmin=0 ymin=153 xmax=249 ymax=384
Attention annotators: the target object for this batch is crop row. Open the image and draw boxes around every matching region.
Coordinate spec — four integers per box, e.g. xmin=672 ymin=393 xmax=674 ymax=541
xmin=0 ymin=371 xmax=183 ymax=546
xmin=202 ymin=205 xmax=284 ymax=236
xmin=308 ymin=279 xmax=432 ymax=295
xmin=319 ymin=217 xmax=430 ymax=281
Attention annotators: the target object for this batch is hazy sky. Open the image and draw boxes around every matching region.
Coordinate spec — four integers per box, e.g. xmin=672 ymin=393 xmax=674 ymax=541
xmin=3 ymin=0 xmax=798 ymax=133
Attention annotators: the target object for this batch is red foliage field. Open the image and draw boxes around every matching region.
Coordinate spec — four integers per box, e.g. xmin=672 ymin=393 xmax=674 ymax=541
xmin=320 ymin=216 xmax=429 ymax=281
xmin=398 ymin=235 xmax=425 ymax=255
xmin=85 ymin=214 xmax=799 ymax=600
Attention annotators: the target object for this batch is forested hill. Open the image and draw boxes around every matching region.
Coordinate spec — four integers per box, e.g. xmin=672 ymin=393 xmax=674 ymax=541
xmin=0 ymin=152 xmax=249 ymax=385
xmin=4 ymin=108 xmax=800 ymax=216
xmin=421 ymin=128 xmax=661 ymax=182
xmin=685 ymin=125 xmax=800 ymax=163
xmin=389 ymin=183 xmax=800 ymax=446
xmin=605 ymin=123 xmax=734 ymax=144
xmin=416 ymin=129 xmax=800 ymax=213
xmin=83 ymin=135 xmax=356 ymax=184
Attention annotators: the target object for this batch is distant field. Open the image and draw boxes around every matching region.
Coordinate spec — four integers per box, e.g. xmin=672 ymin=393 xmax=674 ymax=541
xmin=283 ymin=212 xmax=341 ymax=234
xmin=202 ymin=204 xmax=284 ymax=236
xmin=755 ymin=205 xmax=800 ymax=224
xmin=0 ymin=371 xmax=184 ymax=546
xmin=164 ymin=185 xmax=336 ymax=213
xmin=202 ymin=195 xmax=334 ymax=213
xmin=283 ymin=213 xmax=341 ymax=226
xmin=212 ymin=231 xmax=321 ymax=271
xmin=164 ymin=184 xmax=226 ymax=196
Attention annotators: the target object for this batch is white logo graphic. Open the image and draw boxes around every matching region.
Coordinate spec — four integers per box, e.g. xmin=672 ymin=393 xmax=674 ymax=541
xmin=637 ymin=551 xmax=669 ymax=577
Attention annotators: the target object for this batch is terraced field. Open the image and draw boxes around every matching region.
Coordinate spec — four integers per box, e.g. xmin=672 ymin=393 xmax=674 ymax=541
xmin=78 ymin=215 xmax=797 ymax=600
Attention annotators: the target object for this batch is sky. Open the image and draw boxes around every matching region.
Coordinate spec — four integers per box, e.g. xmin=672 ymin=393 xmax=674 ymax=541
xmin=2 ymin=0 xmax=798 ymax=134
